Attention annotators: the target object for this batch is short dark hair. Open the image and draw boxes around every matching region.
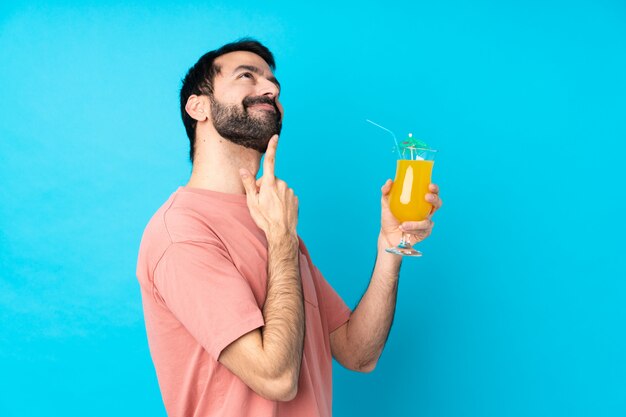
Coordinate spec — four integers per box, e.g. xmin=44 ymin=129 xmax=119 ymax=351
xmin=179 ymin=38 xmax=276 ymax=162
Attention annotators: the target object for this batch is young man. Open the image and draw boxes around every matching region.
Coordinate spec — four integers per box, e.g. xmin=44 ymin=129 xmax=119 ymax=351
xmin=136 ymin=39 xmax=442 ymax=417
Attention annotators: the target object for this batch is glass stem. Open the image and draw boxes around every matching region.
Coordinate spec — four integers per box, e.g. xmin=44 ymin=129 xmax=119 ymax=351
xmin=398 ymin=233 xmax=412 ymax=249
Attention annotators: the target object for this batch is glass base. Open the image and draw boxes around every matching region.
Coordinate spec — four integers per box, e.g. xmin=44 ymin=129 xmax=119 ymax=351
xmin=385 ymin=246 xmax=423 ymax=257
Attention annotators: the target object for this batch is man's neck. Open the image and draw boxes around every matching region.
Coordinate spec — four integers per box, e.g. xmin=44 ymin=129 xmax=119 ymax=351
xmin=186 ymin=138 xmax=262 ymax=195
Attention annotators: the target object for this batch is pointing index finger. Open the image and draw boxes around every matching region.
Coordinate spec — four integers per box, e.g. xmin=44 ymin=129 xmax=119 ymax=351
xmin=262 ymin=135 xmax=278 ymax=183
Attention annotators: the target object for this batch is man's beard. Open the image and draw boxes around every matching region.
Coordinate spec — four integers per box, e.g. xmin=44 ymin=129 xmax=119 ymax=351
xmin=209 ymin=95 xmax=282 ymax=153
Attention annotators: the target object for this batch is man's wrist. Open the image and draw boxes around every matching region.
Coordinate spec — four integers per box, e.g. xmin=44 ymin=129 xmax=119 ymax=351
xmin=377 ymin=233 xmax=403 ymax=267
xmin=267 ymin=230 xmax=299 ymax=255
xmin=377 ymin=232 xmax=398 ymax=254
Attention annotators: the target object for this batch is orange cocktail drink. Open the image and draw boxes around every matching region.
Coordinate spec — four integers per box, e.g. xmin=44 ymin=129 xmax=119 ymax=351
xmin=385 ymin=146 xmax=437 ymax=257
xmin=389 ymin=159 xmax=434 ymax=222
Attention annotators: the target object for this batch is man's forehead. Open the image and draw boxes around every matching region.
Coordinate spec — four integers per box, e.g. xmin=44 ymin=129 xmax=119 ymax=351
xmin=215 ymin=51 xmax=272 ymax=73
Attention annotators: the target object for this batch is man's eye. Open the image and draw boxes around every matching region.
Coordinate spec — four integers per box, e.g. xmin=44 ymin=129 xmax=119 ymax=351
xmin=239 ymin=72 xmax=254 ymax=79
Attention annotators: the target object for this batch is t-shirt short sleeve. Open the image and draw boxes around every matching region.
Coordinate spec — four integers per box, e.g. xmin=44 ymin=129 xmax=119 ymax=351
xmin=153 ymin=239 xmax=265 ymax=361
xmin=311 ymin=264 xmax=352 ymax=333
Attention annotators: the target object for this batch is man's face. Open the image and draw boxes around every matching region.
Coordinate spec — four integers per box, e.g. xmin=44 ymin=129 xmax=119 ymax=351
xmin=209 ymin=51 xmax=283 ymax=153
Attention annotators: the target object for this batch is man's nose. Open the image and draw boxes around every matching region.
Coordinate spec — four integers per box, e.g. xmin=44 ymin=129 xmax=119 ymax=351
xmin=257 ymin=77 xmax=279 ymax=98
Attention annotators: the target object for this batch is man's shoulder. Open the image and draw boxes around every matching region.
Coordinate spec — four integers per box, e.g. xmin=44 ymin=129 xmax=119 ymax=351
xmin=143 ymin=188 xmax=219 ymax=246
xmin=136 ymin=189 xmax=222 ymax=283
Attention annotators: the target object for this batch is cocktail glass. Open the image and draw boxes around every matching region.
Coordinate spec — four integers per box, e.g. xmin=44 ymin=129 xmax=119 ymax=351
xmin=386 ymin=147 xmax=437 ymax=256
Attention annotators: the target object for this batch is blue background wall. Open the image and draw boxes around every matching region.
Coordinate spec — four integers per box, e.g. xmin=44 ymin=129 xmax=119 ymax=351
xmin=1 ymin=1 xmax=625 ymax=416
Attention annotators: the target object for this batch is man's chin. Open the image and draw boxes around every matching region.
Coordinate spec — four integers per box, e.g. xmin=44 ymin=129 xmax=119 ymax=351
xmin=231 ymin=135 xmax=273 ymax=153
xmin=257 ymin=136 xmax=273 ymax=153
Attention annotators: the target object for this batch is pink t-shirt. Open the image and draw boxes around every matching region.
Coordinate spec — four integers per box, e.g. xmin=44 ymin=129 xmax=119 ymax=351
xmin=136 ymin=187 xmax=351 ymax=417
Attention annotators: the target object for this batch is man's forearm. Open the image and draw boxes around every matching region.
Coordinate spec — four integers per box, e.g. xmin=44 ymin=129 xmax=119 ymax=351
xmin=261 ymin=233 xmax=305 ymax=384
xmin=343 ymin=235 xmax=402 ymax=370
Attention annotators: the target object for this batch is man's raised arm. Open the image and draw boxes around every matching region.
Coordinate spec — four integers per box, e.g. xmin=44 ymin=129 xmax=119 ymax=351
xmin=218 ymin=136 xmax=304 ymax=401
xmin=331 ymin=181 xmax=443 ymax=372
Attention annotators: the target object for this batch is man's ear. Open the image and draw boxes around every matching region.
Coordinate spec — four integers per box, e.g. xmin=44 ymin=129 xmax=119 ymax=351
xmin=185 ymin=95 xmax=209 ymax=122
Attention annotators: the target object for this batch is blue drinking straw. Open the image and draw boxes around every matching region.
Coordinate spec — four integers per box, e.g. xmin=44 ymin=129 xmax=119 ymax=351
xmin=366 ymin=119 xmax=403 ymax=158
